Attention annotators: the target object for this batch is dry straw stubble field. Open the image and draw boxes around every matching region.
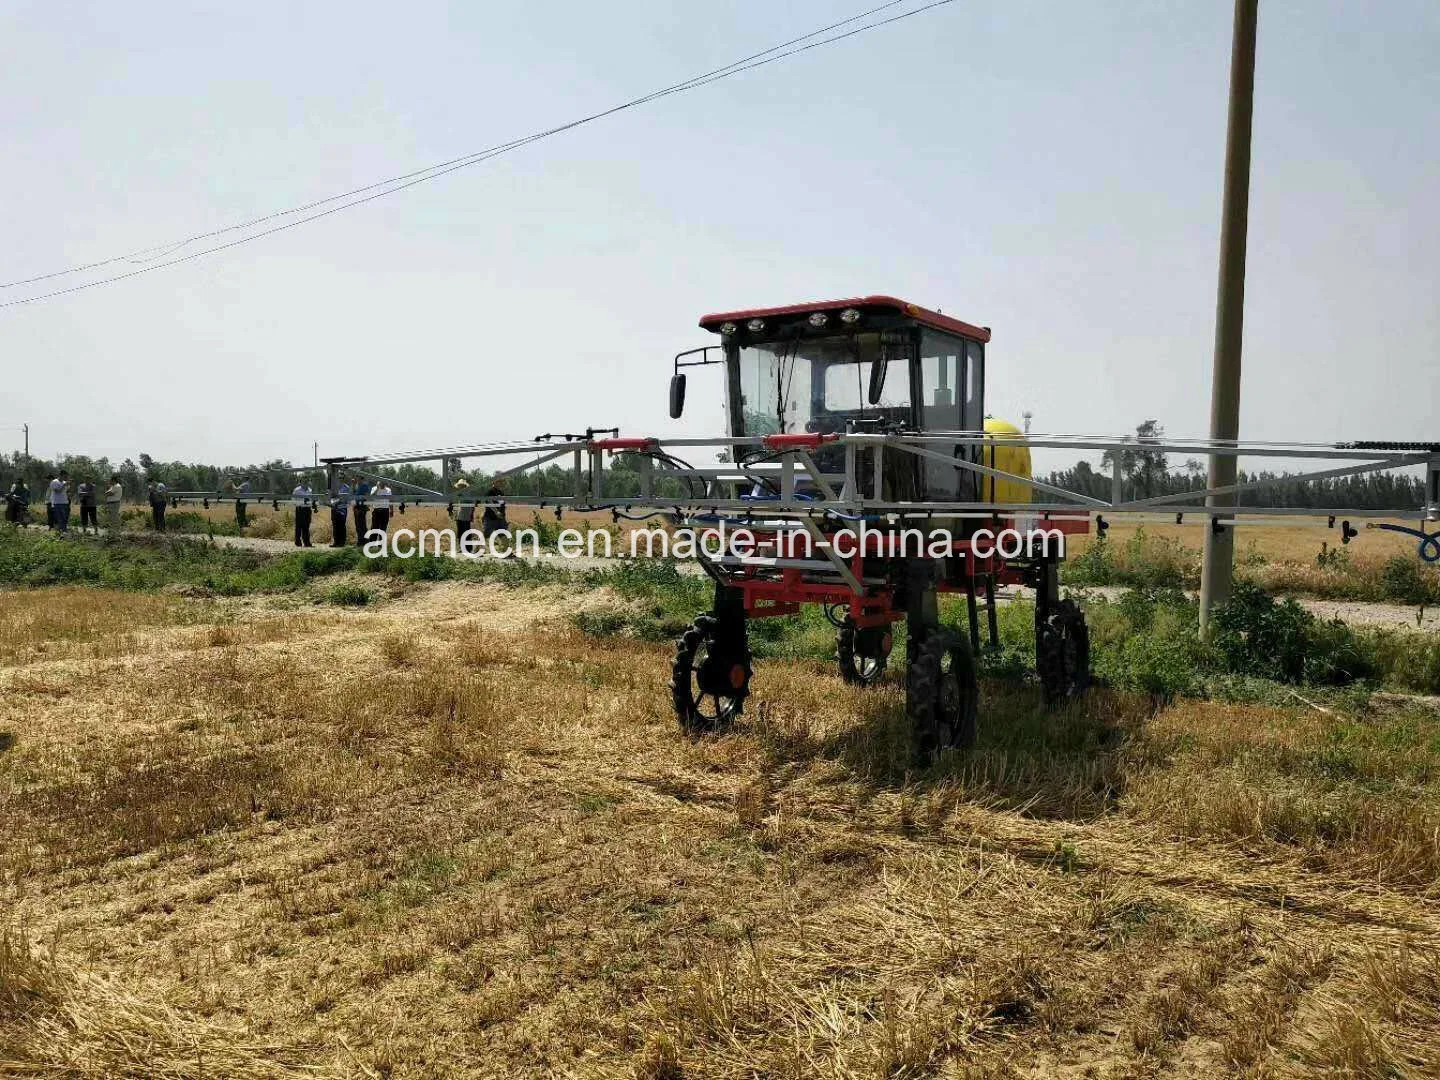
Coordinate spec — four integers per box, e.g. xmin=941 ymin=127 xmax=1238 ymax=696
xmin=1 ymin=578 xmax=1439 ymax=1078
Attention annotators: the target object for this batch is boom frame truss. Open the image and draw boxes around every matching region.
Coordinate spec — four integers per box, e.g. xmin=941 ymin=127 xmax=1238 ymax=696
xmin=168 ymin=431 xmax=1440 ymax=533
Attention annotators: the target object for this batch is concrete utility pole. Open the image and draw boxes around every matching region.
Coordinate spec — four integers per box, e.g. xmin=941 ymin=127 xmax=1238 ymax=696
xmin=1199 ymin=0 xmax=1260 ymax=634
xmin=22 ymin=424 xmax=28 ymax=458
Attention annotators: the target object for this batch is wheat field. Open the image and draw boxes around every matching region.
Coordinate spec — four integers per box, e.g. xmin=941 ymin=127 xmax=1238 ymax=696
xmin=2 ymin=581 xmax=1438 ymax=1078
xmin=1067 ymin=518 xmax=1424 ymax=564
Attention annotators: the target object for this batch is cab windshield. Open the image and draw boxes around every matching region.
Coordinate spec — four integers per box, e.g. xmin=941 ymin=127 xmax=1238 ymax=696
xmin=733 ymin=333 xmax=912 ymax=437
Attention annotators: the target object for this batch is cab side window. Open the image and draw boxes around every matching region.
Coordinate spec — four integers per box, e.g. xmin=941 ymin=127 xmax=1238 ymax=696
xmin=920 ymin=330 xmax=967 ymax=498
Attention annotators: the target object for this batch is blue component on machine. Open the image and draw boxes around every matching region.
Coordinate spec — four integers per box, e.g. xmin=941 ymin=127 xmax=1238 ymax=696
xmin=1370 ymin=523 xmax=1440 ymax=563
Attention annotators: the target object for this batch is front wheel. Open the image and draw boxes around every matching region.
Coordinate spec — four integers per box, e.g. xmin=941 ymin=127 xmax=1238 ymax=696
xmin=671 ymin=614 xmax=752 ymax=733
xmin=907 ymin=631 xmax=979 ymax=763
xmin=836 ymin=620 xmax=893 ymax=687
xmin=1037 ymin=599 xmax=1090 ymax=705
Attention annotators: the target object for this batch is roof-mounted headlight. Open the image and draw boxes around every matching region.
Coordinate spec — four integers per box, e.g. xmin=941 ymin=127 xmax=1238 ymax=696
xmin=807 ymin=312 xmax=829 ymax=328
xmin=840 ymin=308 xmax=861 ymax=324
xmin=746 ymin=318 xmax=765 ymax=332
xmin=719 ymin=322 xmax=738 ymax=335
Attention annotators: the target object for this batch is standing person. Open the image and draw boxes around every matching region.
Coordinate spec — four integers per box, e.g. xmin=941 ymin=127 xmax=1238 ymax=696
xmin=103 ymin=475 xmax=123 ymax=531
xmin=147 ymin=481 xmax=168 ymax=531
xmin=351 ymin=475 xmax=372 ymax=546
xmin=4 ymin=477 xmax=28 ymax=525
xmin=49 ymin=471 xmax=71 ymax=533
xmin=76 ymin=478 xmax=98 ymax=534
xmin=11 ymin=477 xmax=31 ymax=526
xmin=369 ymin=481 xmax=392 ymax=545
xmin=453 ymin=477 xmax=476 ymax=548
xmin=231 ymin=476 xmax=252 ymax=531
xmin=329 ymin=480 xmax=351 ymax=547
xmin=481 ymin=483 xmax=508 ymax=554
xmin=292 ymin=481 xmax=314 ymax=547
xmin=43 ymin=474 xmax=56 ymax=529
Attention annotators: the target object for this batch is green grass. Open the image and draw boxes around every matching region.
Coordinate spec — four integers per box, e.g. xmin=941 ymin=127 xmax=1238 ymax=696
xmin=568 ymin=561 xmax=1440 ymax=699
xmin=0 ymin=527 xmax=584 ymax=596
xmin=5 ymin=528 xmax=1436 ymax=698
xmin=0 ymin=528 xmax=364 ymax=594
xmin=324 ymin=582 xmax=375 ymax=606
xmin=119 ymin=506 xmax=241 ymax=537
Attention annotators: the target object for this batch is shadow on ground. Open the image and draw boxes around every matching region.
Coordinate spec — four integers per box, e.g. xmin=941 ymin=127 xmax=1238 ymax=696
xmin=749 ymin=672 xmax=1156 ymax=821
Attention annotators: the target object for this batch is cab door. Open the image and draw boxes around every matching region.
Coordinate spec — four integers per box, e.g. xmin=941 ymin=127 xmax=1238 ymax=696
xmin=918 ymin=329 xmax=981 ymax=502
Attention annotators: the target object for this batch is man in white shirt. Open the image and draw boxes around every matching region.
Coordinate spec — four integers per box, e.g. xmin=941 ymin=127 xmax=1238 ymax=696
xmin=453 ymin=477 xmax=477 ymax=546
xmin=48 ymin=471 xmax=71 ymax=533
xmin=103 ymin=475 xmax=123 ymax=531
xmin=369 ymin=482 xmax=393 ymax=542
xmin=292 ymin=482 xmax=314 ymax=547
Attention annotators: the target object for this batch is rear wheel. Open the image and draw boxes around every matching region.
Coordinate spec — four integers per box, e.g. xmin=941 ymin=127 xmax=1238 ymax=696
xmin=907 ymin=631 xmax=979 ymax=762
xmin=836 ymin=620 xmax=893 ymax=687
xmin=671 ymin=614 xmax=751 ymax=733
xmin=1037 ymin=599 xmax=1090 ymax=705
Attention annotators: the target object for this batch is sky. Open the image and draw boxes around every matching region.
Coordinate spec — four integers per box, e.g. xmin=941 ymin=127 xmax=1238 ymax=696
xmin=2 ymin=0 xmax=1437 ymax=474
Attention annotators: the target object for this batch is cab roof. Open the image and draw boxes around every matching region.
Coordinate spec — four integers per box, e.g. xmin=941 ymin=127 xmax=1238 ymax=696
xmin=699 ymin=295 xmax=990 ymax=343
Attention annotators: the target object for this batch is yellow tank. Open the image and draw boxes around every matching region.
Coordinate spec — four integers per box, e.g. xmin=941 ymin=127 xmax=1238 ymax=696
xmin=983 ymin=417 xmax=1032 ymax=507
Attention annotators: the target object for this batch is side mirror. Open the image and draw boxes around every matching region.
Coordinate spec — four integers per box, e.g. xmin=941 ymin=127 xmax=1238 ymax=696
xmin=669 ymin=372 xmax=687 ymax=418
xmin=866 ymin=358 xmax=887 ymax=405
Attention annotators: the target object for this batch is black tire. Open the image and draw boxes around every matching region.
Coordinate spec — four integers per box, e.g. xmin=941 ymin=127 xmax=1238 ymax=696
xmin=907 ymin=631 xmax=979 ymax=762
xmin=836 ymin=620 xmax=893 ymax=687
xmin=671 ymin=614 xmax=751 ymax=733
xmin=1037 ymin=599 xmax=1091 ymax=706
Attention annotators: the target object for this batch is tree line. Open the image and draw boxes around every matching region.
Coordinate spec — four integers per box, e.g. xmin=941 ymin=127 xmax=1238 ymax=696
xmin=1047 ymin=420 xmax=1427 ymax=510
xmin=0 ymin=450 xmax=694 ymax=503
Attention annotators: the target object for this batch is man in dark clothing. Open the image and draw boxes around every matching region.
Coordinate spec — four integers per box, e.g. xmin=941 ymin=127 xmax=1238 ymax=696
xmin=292 ymin=482 xmax=314 ymax=547
xmin=148 ymin=482 xmax=168 ymax=531
xmin=330 ymin=482 xmax=350 ymax=547
xmin=351 ymin=476 xmax=371 ymax=546
xmin=4 ymin=478 xmax=29 ymax=525
xmin=482 ymin=484 xmax=509 ymax=555
xmin=232 ymin=477 xmax=252 ymax=530
xmin=76 ymin=479 xmax=98 ymax=533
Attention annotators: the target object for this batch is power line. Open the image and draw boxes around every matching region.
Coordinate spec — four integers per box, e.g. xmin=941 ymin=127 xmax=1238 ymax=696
xmin=4 ymin=3 xmax=909 ymax=290
xmin=1 ymin=0 xmax=954 ymax=309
